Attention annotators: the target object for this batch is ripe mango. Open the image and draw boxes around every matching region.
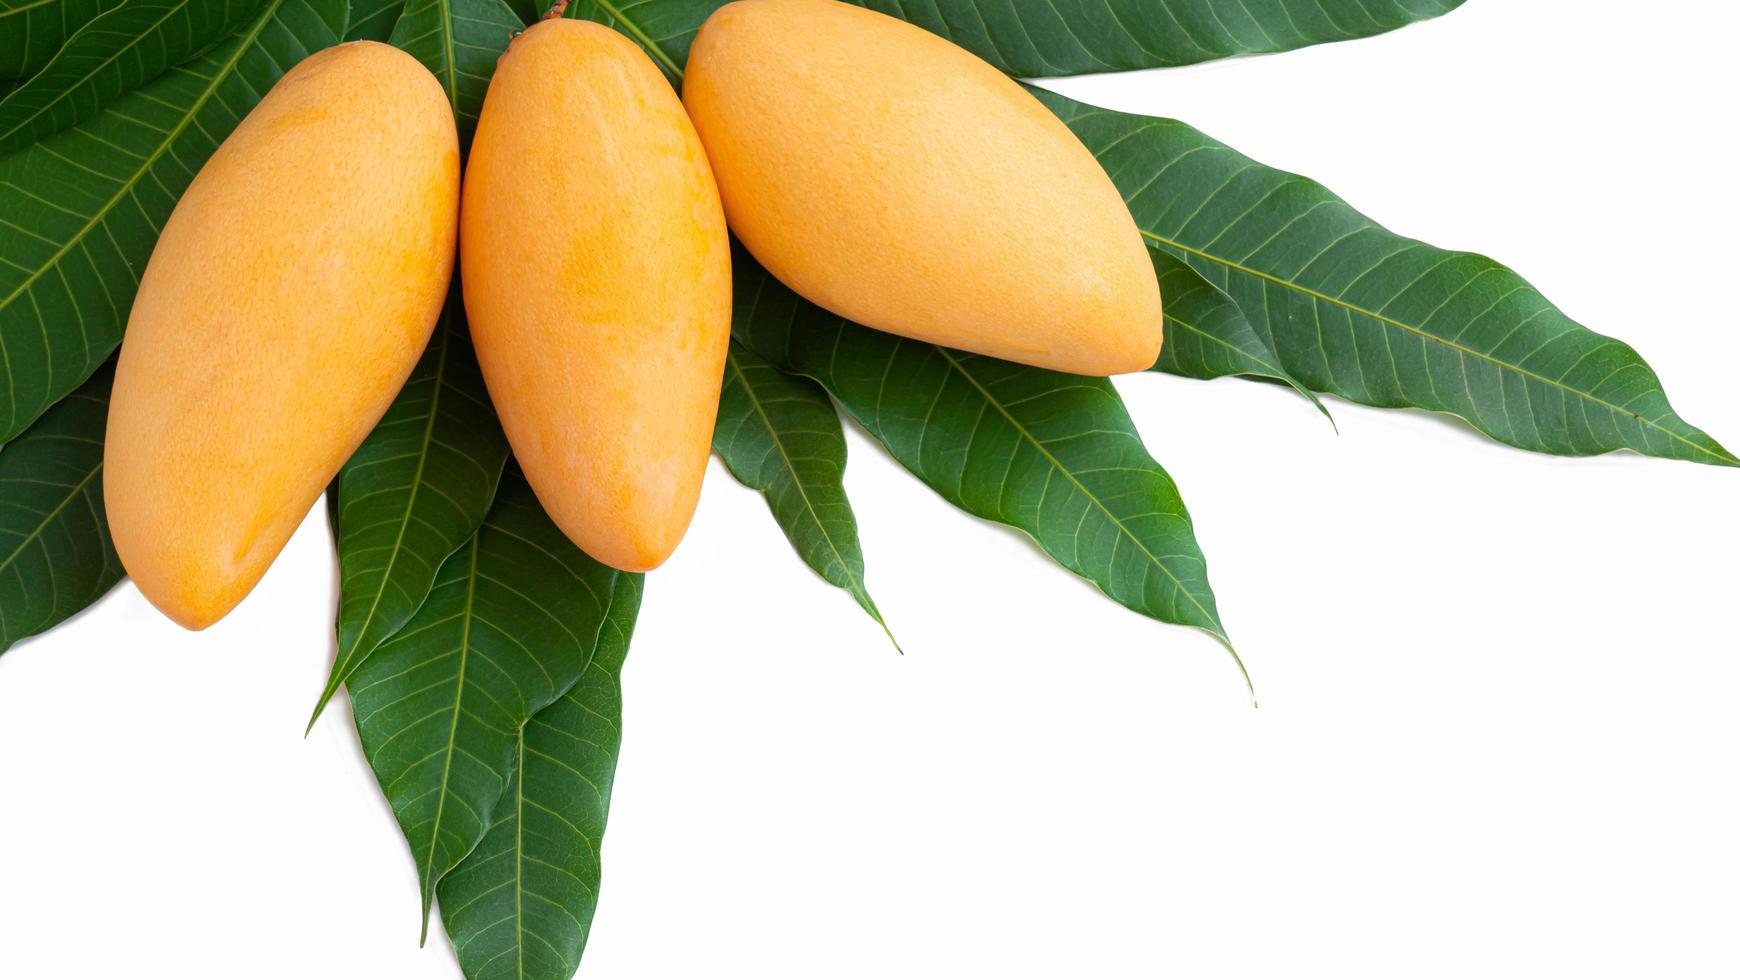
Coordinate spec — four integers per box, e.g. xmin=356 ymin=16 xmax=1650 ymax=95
xmin=683 ymin=0 xmax=1162 ymax=376
xmin=462 ymin=20 xmax=730 ymax=573
xmin=104 ymin=41 xmax=460 ymax=629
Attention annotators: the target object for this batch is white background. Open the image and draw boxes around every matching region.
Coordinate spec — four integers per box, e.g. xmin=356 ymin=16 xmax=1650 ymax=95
xmin=2 ymin=1 xmax=1737 ymax=976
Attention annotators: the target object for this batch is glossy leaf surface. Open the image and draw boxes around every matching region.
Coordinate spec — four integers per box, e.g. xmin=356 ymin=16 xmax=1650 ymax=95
xmin=437 ymin=574 xmax=643 ymax=980
xmin=1041 ymin=89 xmax=1735 ymax=466
xmin=1149 ymin=247 xmax=1322 ymax=413
xmin=0 ymin=0 xmax=271 ymax=155
xmin=348 ymin=470 xmax=625 ymax=934
xmin=714 ymin=340 xmax=889 ymax=640
xmin=0 ymin=361 xmax=120 ymax=654
xmin=0 ymin=0 xmax=124 ymax=79
xmin=388 ymin=0 xmax=521 ymax=143
xmin=345 ymin=0 xmax=403 ymax=38
xmin=561 ymin=0 xmax=1463 ymax=80
xmin=733 ymin=258 xmax=1233 ymax=653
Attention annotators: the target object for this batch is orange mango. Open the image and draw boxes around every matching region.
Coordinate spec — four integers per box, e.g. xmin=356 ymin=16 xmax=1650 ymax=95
xmin=104 ymin=41 xmax=460 ymax=629
xmin=683 ymin=0 xmax=1162 ymax=376
xmin=462 ymin=19 xmax=731 ymax=573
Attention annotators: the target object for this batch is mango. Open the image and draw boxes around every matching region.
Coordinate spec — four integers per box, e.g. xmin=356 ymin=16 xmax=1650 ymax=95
xmin=682 ymin=0 xmax=1162 ymax=376
xmin=104 ymin=41 xmax=460 ymax=629
xmin=461 ymin=20 xmax=731 ymax=573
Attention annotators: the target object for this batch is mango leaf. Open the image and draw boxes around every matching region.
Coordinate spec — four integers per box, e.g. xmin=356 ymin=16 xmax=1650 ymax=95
xmin=389 ymin=0 xmax=521 ymax=144
xmin=345 ymin=0 xmax=403 ymax=39
xmin=714 ymin=340 xmax=892 ymax=644
xmin=856 ymin=0 xmax=1465 ymax=77
xmin=0 ymin=0 xmax=271 ymax=155
xmin=437 ymin=573 xmax=643 ymax=980
xmin=563 ymin=0 xmax=1464 ymax=81
xmin=0 ymin=0 xmax=346 ymax=444
xmin=0 ymin=361 xmax=121 ymax=655
xmin=348 ymin=468 xmax=625 ymax=938
xmin=502 ymin=0 xmax=537 ymax=25
xmin=0 ymin=0 xmax=125 ymax=79
xmin=1149 ymin=248 xmax=1328 ymax=418
xmin=733 ymin=259 xmax=1243 ymax=680
xmin=1040 ymin=90 xmax=1736 ymax=467
xmin=315 ymin=289 xmax=511 ymax=729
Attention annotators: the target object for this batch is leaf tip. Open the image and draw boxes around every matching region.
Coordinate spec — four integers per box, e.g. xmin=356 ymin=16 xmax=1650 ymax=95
xmin=1209 ymin=630 xmax=1257 ymax=709
xmin=304 ymin=680 xmax=341 ymax=736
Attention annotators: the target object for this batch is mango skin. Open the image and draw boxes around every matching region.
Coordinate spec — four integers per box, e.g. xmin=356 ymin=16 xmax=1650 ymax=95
xmin=683 ymin=0 xmax=1162 ymax=376
xmin=104 ymin=41 xmax=460 ymax=630
xmin=462 ymin=20 xmax=731 ymax=573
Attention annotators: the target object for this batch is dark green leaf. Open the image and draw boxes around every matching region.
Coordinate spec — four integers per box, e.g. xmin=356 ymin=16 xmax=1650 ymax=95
xmin=315 ymin=288 xmax=511 ymax=729
xmin=1149 ymin=247 xmax=1327 ymax=418
xmin=389 ymin=0 xmax=521 ymax=144
xmin=1041 ymin=90 xmax=1736 ymax=466
xmin=0 ymin=0 xmax=346 ymax=444
xmin=345 ymin=0 xmax=404 ymax=39
xmin=855 ymin=0 xmax=1465 ymax=77
xmin=734 ymin=258 xmax=1242 ymax=673
xmin=437 ymin=573 xmax=643 ymax=980
xmin=498 ymin=0 xmax=537 ymax=26
xmin=348 ymin=468 xmax=625 ymax=937
xmin=560 ymin=0 xmax=1464 ymax=82
xmin=714 ymin=340 xmax=891 ymax=644
xmin=0 ymin=0 xmax=271 ymax=155
xmin=0 ymin=361 xmax=120 ymax=655
xmin=0 ymin=0 xmax=125 ymax=79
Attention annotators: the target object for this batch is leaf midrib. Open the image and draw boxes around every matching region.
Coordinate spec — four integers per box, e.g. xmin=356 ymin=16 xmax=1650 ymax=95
xmin=341 ymin=323 xmax=450 ymax=666
xmin=725 ymin=348 xmax=880 ymax=625
xmin=1143 ymin=230 xmax=1736 ymax=465
xmin=435 ymin=0 xmax=458 ymax=114
xmin=0 ymin=0 xmax=64 ymax=18
xmin=0 ymin=0 xmax=283 ymax=326
xmin=512 ymin=731 xmax=526 ymax=980
xmin=422 ymin=540 xmax=480 ymax=941
xmin=929 ymin=346 xmax=1224 ymax=640
xmin=0 ymin=461 xmax=99 ymax=574
xmin=0 ymin=0 xmax=197 ymax=146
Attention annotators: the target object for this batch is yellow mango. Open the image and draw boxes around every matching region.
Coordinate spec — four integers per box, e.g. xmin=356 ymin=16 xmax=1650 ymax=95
xmin=462 ymin=20 xmax=731 ymax=573
xmin=104 ymin=41 xmax=460 ymax=629
xmin=683 ymin=0 xmax=1162 ymax=376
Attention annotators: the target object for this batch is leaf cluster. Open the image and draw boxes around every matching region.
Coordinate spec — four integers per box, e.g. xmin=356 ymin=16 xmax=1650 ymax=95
xmin=0 ymin=1 xmax=1728 ymax=978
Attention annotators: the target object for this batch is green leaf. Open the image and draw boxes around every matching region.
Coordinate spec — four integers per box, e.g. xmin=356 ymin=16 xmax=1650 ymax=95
xmin=0 ymin=0 xmax=346 ymax=444
xmin=854 ymin=0 xmax=1465 ymax=77
xmin=348 ymin=468 xmax=626 ymax=938
xmin=0 ymin=0 xmax=271 ymax=155
xmin=501 ymin=0 xmax=537 ymax=25
xmin=389 ymin=0 xmax=521 ymax=144
xmin=0 ymin=0 xmax=125 ymax=79
xmin=733 ymin=258 xmax=1243 ymax=677
xmin=0 ymin=360 xmax=120 ymax=655
xmin=1149 ymin=247 xmax=1328 ymax=419
xmin=345 ymin=0 xmax=404 ymax=39
xmin=558 ymin=0 xmax=1464 ymax=83
xmin=315 ymin=287 xmax=511 ymax=729
xmin=713 ymin=340 xmax=892 ymax=645
xmin=1040 ymin=89 xmax=1736 ymax=467
xmin=437 ymin=573 xmax=643 ymax=980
